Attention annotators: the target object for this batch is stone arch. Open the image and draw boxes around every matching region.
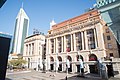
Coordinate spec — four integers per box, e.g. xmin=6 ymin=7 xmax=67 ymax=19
xmin=89 ymin=54 xmax=97 ymax=61
xmin=89 ymin=54 xmax=98 ymax=74
xmin=76 ymin=55 xmax=84 ymax=73
xmin=67 ymin=55 xmax=72 ymax=72
xmin=76 ymin=55 xmax=84 ymax=61
xmin=58 ymin=56 xmax=62 ymax=71
xmin=28 ymin=58 xmax=30 ymax=68
xmin=50 ymin=56 xmax=54 ymax=71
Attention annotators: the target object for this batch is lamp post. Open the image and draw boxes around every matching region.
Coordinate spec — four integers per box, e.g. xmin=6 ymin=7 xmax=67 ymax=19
xmin=66 ymin=52 xmax=70 ymax=80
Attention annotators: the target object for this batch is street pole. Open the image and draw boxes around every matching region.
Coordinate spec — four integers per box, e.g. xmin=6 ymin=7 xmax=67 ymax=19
xmin=66 ymin=52 xmax=69 ymax=80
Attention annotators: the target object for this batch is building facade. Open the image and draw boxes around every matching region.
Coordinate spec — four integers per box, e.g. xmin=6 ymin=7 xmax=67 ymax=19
xmin=0 ymin=32 xmax=12 ymax=80
xmin=11 ymin=7 xmax=29 ymax=55
xmin=46 ymin=10 xmax=119 ymax=73
xmin=96 ymin=0 xmax=120 ymax=45
xmin=23 ymin=33 xmax=45 ymax=70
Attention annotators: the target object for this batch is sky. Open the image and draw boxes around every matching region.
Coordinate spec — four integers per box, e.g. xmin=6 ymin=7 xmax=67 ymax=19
xmin=0 ymin=0 xmax=96 ymax=36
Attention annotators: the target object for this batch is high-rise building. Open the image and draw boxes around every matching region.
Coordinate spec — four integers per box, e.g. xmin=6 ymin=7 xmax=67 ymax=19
xmin=11 ymin=7 xmax=29 ymax=55
xmin=96 ymin=0 xmax=120 ymax=45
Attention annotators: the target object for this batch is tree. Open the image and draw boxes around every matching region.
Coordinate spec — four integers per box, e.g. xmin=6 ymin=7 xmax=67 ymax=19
xmin=9 ymin=59 xmax=27 ymax=69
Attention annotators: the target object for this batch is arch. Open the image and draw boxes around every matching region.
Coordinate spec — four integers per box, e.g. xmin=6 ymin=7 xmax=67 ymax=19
xmin=50 ymin=56 xmax=54 ymax=71
xmin=58 ymin=56 xmax=62 ymax=61
xmin=89 ymin=54 xmax=97 ymax=61
xmin=89 ymin=54 xmax=98 ymax=74
xmin=67 ymin=55 xmax=72 ymax=61
xmin=76 ymin=55 xmax=84 ymax=73
xmin=76 ymin=55 xmax=84 ymax=61
xmin=50 ymin=56 xmax=54 ymax=61
xmin=67 ymin=55 xmax=72 ymax=72
xmin=28 ymin=58 xmax=30 ymax=68
xmin=58 ymin=56 xmax=62 ymax=71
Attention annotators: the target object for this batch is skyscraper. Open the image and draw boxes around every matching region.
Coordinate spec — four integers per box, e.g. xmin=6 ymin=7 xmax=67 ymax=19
xmin=11 ymin=7 xmax=29 ymax=55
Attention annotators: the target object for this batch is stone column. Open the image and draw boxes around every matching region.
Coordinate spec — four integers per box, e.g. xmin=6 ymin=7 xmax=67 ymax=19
xmin=73 ymin=33 xmax=76 ymax=51
xmin=94 ymin=28 xmax=98 ymax=48
xmin=30 ymin=44 xmax=32 ymax=55
xmin=64 ymin=35 xmax=66 ymax=52
xmin=71 ymin=34 xmax=73 ymax=51
xmin=61 ymin=36 xmax=64 ymax=52
xmin=84 ymin=31 xmax=88 ymax=50
xmin=56 ymin=38 xmax=58 ymax=53
xmin=54 ymin=38 xmax=56 ymax=53
xmin=81 ymin=31 xmax=84 ymax=50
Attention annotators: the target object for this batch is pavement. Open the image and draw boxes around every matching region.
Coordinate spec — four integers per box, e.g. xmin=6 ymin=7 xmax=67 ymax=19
xmin=5 ymin=70 xmax=120 ymax=80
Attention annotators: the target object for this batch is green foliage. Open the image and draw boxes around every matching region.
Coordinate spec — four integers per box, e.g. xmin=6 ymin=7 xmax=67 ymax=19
xmin=9 ymin=59 xmax=27 ymax=67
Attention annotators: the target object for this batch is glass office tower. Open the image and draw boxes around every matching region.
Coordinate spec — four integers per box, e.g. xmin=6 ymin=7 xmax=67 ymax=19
xmin=11 ymin=7 xmax=29 ymax=54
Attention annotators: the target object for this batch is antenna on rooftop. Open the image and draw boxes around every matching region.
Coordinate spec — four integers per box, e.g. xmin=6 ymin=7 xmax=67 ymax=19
xmin=21 ymin=2 xmax=24 ymax=8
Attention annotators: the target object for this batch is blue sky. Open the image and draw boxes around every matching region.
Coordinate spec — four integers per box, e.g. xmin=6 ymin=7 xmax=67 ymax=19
xmin=0 ymin=0 xmax=96 ymax=36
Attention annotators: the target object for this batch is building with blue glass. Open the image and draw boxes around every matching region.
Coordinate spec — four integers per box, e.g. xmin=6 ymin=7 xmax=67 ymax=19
xmin=11 ymin=7 xmax=29 ymax=55
xmin=96 ymin=0 xmax=120 ymax=45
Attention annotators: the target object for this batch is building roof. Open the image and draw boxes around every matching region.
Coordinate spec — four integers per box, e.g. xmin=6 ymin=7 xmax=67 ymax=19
xmin=16 ymin=8 xmax=29 ymax=19
xmin=51 ymin=9 xmax=99 ymax=30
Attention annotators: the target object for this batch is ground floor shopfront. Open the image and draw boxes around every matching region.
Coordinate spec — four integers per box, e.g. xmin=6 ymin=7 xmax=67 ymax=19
xmin=46 ymin=50 xmax=106 ymax=74
xmin=46 ymin=54 xmax=120 ymax=78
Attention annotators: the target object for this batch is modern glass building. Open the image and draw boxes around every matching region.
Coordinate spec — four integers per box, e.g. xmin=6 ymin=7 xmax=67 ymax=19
xmin=11 ymin=7 xmax=29 ymax=54
xmin=96 ymin=0 xmax=120 ymax=44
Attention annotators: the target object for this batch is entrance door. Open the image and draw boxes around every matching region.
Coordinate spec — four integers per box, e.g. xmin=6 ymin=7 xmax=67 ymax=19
xmin=89 ymin=65 xmax=98 ymax=74
xmin=77 ymin=65 xmax=80 ymax=72
xmin=107 ymin=65 xmax=114 ymax=77
xmin=50 ymin=64 xmax=54 ymax=70
xmin=58 ymin=64 xmax=62 ymax=71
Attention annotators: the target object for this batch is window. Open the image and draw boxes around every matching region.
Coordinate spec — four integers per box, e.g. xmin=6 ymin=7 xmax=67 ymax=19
xmin=109 ymin=53 xmax=114 ymax=57
xmin=106 ymin=29 xmax=109 ymax=33
xmin=107 ymin=35 xmax=111 ymax=40
xmin=108 ymin=43 xmax=112 ymax=49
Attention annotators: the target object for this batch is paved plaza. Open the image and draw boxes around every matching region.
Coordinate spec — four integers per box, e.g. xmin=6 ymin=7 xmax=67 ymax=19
xmin=5 ymin=70 xmax=120 ymax=80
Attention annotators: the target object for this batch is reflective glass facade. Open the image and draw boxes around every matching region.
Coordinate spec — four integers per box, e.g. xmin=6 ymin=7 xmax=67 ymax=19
xmin=97 ymin=0 xmax=120 ymax=44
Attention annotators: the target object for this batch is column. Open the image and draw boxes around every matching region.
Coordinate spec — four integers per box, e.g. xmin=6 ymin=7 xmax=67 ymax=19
xmin=56 ymin=38 xmax=58 ymax=53
xmin=61 ymin=36 xmax=64 ymax=52
xmin=30 ymin=44 xmax=32 ymax=55
xmin=64 ymin=35 xmax=66 ymax=52
xmin=54 ymin=38 xmax=56 ymax=53
xmin=81 ymin=31 xmax=84 ymax=50
xmin=46 ymin=39 xmax=49 ymax=55
xmin=73 ymin=33 xmax=76 ymax=51
xmin=94 ymin=28 xmax=98 ymax=48
xmin=71 ymin=34 xmax=73 ymax=51
xmin=84 ymin=30 xmax=89 ymax=50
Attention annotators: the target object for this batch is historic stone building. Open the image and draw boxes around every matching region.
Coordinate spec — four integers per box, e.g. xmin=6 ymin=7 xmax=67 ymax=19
xmin=46 ymin=9 xmax=119 ymax=74
xmin=23 ymin=33 xmax=45 ymax=70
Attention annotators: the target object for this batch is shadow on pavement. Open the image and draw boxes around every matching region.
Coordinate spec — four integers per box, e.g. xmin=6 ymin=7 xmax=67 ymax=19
xmin=5 ymin=78 xmax=12 ymax=80
xmin=60 ymin=73 xmax=101 ymax=80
